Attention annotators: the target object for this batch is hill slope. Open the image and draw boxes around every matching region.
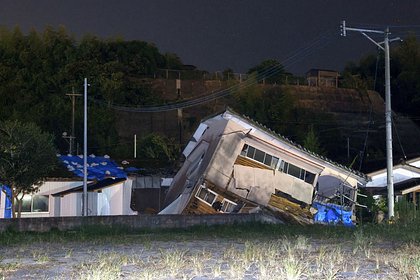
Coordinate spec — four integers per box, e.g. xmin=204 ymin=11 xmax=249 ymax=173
xmin=114 ymin=80 xmax=420 ymax=172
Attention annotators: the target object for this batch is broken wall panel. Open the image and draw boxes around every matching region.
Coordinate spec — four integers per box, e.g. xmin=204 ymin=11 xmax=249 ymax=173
xmin=233 ymin=165 xmax=314 ymax=205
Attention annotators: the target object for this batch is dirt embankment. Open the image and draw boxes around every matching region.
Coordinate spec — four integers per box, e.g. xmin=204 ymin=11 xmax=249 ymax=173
xmin=115 ymin=81 xmax=420 ymax=167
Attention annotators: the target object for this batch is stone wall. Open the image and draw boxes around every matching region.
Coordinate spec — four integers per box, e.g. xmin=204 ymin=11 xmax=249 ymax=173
xmin=0 ymin=214 xmax=269 ymax=233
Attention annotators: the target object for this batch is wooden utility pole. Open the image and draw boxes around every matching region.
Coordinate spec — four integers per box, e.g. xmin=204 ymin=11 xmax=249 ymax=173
xmin=66 ymin=87 xmax=82 ymax=154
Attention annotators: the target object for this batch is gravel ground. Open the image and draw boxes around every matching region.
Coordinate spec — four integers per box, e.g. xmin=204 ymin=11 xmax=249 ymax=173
xmin=1 ymin=234 xmax=415 ymax=280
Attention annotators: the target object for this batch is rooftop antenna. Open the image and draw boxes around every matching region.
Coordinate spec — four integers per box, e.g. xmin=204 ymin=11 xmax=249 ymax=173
xmin=340 ymin=20 xmax=401 ymax=220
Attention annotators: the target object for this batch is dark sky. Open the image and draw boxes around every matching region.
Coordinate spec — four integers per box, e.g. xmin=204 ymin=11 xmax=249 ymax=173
xmin=0 ymin=0 xmax=419 ymax=75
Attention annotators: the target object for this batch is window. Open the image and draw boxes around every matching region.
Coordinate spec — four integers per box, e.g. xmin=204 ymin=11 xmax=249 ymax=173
xmin=247 ymin=146 xmax=256 ymax=158
xmin=240 ymin=144 xmax=279 ymax=169
xmin=271 ymin=157 xmax=279 ymax=169
xmin=240 ymin=144 xmax=248 ymax=156
xmin=287 ymin=163 xmax=301 ymax=178
xmin=195 ymin=185 xmax=217 ymax=206
xmin=19 ymin=195 xmax=49 ymax=213
xmin=279 ymin=162 xmax=316 ymax=185
xmin=304 ymin=172 xmax=316 ymax=184
xmin=220 ymin=199 xmax=237 ymax=213
xmin=264 ymin=154 xmax=273 ymax=166
xmin=254 ymin=149 xmax=265 ymax=163
xmin=241 ymin=144 xmax=317 ymax=185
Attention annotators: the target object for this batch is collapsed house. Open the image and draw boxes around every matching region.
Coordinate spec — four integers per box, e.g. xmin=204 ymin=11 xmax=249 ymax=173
xmin=160 ymin=109 xmax=368 ymax=224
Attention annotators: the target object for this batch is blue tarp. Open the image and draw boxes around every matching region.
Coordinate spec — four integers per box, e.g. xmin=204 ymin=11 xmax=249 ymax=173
xmin=58 ymin=154 xmax=127 ymax=180
xmin=0 ymin=185 xmax=12 ymax=219
xmin=313 ymin=202 xmax=354 ymax=227
xmin=125 ymin=167 xmax=142 ymax=173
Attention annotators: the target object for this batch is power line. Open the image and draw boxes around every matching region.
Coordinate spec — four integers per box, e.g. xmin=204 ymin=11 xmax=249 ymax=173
xmin=90 ymin=29 xmax=338 ymax=113
xmin=392 ymin=116 xmax=407 ymax=160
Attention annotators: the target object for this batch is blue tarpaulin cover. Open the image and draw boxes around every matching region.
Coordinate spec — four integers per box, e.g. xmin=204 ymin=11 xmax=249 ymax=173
xmin=0 ymin=185 xmax=12 ymax=218
xmin=58 ymin=154 xmax=127 ymax=180
xmin=313 ymin=202 xmax=354 ymax=227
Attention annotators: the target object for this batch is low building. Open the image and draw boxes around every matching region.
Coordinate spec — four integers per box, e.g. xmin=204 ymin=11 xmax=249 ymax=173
xmin=365 ymin=157 xmax=420 ymax=205
xmin=0 ymin=154 xmax=137 ymax=218
xmin=160 ymin=109 xmax=368 ymax=224
xmin=307 ymin=69 xmax=339 ymax=88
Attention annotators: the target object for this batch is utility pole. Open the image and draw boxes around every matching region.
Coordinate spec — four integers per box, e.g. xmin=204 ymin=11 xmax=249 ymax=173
xmin=83 ymin=78 xmax=89 ymax=217
xmin=66 ymin=87 xmax=82 ymax=154
xmin=134 ymin=134 xmax=137 ymax=159
xmin=340 ymin=20 xmax=401 ymax=219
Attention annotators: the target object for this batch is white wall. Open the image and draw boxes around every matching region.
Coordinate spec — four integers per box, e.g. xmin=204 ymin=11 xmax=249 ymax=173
xmin=21 ymin=180 xmax=83 ymax=218
xmin=122 ymin=179 xmax=136 ymax=215
xmin=15 ymin=179 xmax=136 ymax=218
xmin=60 ymin=192 xmax=98 ymax=216
xmin=61 ymin=193 xmax=80 ymax=216
xmin=96 ymin=179 xmax=136 ymax=216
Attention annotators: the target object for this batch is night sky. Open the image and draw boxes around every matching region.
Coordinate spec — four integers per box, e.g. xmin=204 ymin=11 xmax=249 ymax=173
xmin=0 ymin=0 xmax=419 ymax=75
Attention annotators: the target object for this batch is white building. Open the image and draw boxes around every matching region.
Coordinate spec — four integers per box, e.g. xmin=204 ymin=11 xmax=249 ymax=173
xmin=366 ymin=157 xmax=420 ymax=204
xmin=15 ymin=177 xmax=136 ymax=218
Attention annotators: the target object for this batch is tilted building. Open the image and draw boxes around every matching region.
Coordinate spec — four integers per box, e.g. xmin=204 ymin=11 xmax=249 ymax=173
xmin=160 ymin=109 xmax=368 ymax=223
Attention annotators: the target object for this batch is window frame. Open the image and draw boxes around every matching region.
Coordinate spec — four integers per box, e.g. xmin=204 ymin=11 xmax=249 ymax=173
xmin=241 ymin=144 xmax=317 ymax=185
xmin=240 ymin=144 xmax=279 ymax=170
xmin=220 ymin=198 xmax=238 ymax=213
xmin=195 ymin=185 xmax=218 ymax=206
xmin=18 ymin=195 xmax=49 ymax=213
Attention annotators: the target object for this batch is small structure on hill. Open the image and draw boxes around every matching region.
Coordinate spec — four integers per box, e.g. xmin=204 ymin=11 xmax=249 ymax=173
xmin=160 ymin=108 xmax=368 ymax=225
xmin=306 ymin=69 xmax=339 ymax=88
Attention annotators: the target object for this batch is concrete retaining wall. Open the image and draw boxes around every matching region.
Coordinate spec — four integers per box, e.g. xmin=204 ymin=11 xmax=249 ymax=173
xmin=0 ymin=214 xmax=266 ymax=232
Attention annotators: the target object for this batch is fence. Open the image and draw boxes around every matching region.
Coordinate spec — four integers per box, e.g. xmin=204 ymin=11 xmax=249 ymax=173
xmin=0 ymin=213 xmax=279 ymax=232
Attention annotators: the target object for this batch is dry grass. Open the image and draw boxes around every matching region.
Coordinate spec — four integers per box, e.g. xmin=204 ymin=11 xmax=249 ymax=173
xmin=387 ymin=242 xmax=420 ymax=279
xmin=1 ymin=222 xmax=420 ymax=279
xmin=0 ymin=262 xmax=20 ymax=279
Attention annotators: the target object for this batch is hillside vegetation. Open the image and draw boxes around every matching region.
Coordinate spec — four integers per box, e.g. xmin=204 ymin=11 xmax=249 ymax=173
xmin=1 ymin=26 xmax=419 ymax=171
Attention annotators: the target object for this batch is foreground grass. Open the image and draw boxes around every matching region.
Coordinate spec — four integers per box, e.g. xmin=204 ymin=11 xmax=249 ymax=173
xmin=1 ymin=221 xmax=420 ymax=279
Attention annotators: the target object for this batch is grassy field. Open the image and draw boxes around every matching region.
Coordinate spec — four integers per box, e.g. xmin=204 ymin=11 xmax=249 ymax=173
xmin=1 ymin=219 xmax=420 ymax=279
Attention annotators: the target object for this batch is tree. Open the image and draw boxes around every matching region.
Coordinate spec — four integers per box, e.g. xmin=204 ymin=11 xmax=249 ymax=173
xmin=303 ymin=125 xmax=326 ymax=156
xmin=0 ymin=26 xmax=173 ymax=155
xmin=341 ymin=35 xmax=420 ymax=122
xmin=163 ymin=52 xmax=183 ymax=70
xmin=138 ymin=133 xmax=175 ymax=162
xmin=247 ymin=59 xmax=291 ymax=84
xmin=0 ymin=120 xmax=57 ymax=218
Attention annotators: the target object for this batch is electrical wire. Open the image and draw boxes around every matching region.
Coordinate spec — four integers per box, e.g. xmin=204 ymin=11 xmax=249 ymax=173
xmin=373 ymin=50 xmax=381 ymax=91
xmin=392 ymin=116 xmax=407 ymax=160
xmin=90 ymin=28 xmax=338 ymax=112
xmin=358 ymin=106 xmax=373 ymax=171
